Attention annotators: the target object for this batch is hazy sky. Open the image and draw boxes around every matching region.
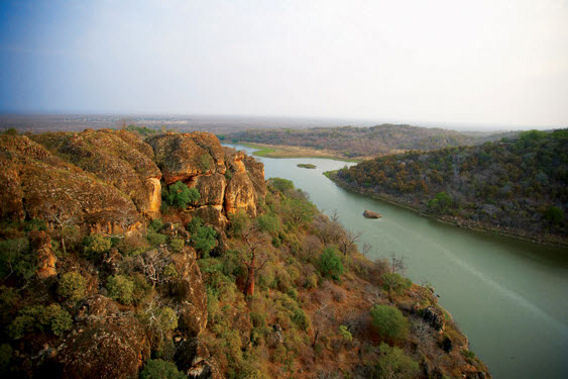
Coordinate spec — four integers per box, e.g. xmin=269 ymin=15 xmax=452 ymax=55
xmin=0 ymin=0 xmax=567 ymax=128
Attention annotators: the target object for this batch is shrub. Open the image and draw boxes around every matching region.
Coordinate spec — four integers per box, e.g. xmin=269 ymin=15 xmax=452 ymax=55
xmin=339 ymin=325 xmax=352 ymax=342
xmin=57 ymin=272 xmax=87 ymax=302
xmin=164 ymin=181 xmax=200 ymax=208
xmin=199 ymin=154 xmax=213 ymax=171
xmin=228 ymin=210 xmax=250 ymax=237
xmin=149 ymin=218 xmax=164 ymax=231
xmin=0 ymin=238 xmax=35 ymax=281
xmin=162 ymin=263 xmax=178 ymax=279
xmin=318 ymin=247 xmax=344 ymax=281
xmin=147 ymin=230 xmax=167 ymax=246
xmin=269 ymin=177 xmax=294 ymax=193
xmin=370 ymin=305 xmax=409 ymax=342
xmin=545 ymin=205 xmax=564 ymax=225
xmin=8 ymin=304 xmax=72 ymax=339
xmin=140 ymin=359 xmax=185 ymax=379
xmin=375 ymin=342 xmax=419 ymax=378
xmin=190 ymin=224 xmax=217 ymax=256
xmin=427 ymin=191 xmax=453 ymax=214
xmin=256 ymin=213 xmax=281 ymax=235
xmin=157 ymin=306 xmax=178 ymax=332
xmin=0 ymin=343 xmax=12 ymax=372
xmin=169 ymin=237 xmax=185 ymax=252
xmin=292 ymin=308 xmax=310 ymax=331
xmin=106 ymin=275 xmax=135 ymax=305
xmin=381 ymin=272 xmax=411 ymax=298
xmin=83 ymin=234 xmax=111 ymax=259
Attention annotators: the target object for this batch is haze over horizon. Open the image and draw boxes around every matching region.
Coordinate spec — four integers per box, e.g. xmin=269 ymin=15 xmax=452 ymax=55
xmin=1 ymin=0 xmax=567 ymax=130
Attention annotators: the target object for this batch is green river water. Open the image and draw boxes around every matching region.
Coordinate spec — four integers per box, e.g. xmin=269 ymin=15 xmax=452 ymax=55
xmin=227 ymin=144 xmax=568 ymax=379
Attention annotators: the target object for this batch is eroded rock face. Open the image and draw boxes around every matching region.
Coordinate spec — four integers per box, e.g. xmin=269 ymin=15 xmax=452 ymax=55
xmin=32 ymin=129 xmax=162 ymax=218
xmin=59 ymin=310 xmax=150 ymax=378
xmin=0 ymin=134 xmax=141 ymax=231
xmin=147 ymin=133 xmax=266 ymax=225
xmin=147 ymin=132 xmax=226 ymax=184
xmin=29 ymin=230 xmax=57 ymax=279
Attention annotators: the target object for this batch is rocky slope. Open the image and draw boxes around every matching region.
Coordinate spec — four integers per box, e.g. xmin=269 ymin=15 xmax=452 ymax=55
xmin=0 ymin=128 xmax=489 ymax=378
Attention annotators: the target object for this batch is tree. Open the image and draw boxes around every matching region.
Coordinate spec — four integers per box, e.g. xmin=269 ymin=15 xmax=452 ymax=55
xmin=140 ymin=359 xmax=185 ymax=379
xmin=381 ymin=272 xmax=411 ymax=301
xmin=338 ymin=229 xmax=361 ymax=256
xmin=375 ymin=342 xmax=419 ymax=378
xmin=106 ymin=275 xmax=135 ymax=305
xmin=318 ymin=247 xmax=344 ymax=281
xmin=240 ymin=227 xmax=268 ymax=297
xmin=83 ymin=234 xmax=111 ymax=259
xmin=164 ymin=181 xmax=200 ymax=208
xmin=57 ymin=272 xmax=87 ymax=302
xmin=190 ymin=223 xmax=217 ymax=256
xmin=370 ymin=305 xmax=409 ymax=342
xmin=545 ymin=206 xmax=564 ymax=225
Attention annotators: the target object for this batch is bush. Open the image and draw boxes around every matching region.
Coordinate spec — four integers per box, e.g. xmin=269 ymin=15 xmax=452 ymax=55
xmin=140 ymin=359 xmax=185 ymax=379
xmin=106 ymin=275 xmax=135 ymax=305
xmin=427 ymin=192 xmax=453 ymax=214
xmin=164 ymin=181 xmax=200 ymax=208
xmin=228 ymin=210 xmax=250 ymax=237
xmin=375 ymin=342 xmax=419 ymax=378
xmin=256 ymin=213 xmax=281 ymax=235
xmin=169 ymin=237 xmax=185 ymax=252
xmin=190 ymin=223 xmax=217 ymax=256
xmin=0 ymin=238 xmax=35 ymax=281
xmin=157 ymin=306 xmax=178 ymax=332
xmin=318 ymin=247 xmax=344 ymax=281
xmin=370 ymin=305 xmax=409 ymax=342
xmin=57 ymin=272 xmax=87 ymax=302
xmin=83 ymin=234 xmax=111 ymax=259
xmin=269 ymin=177 xmax=294 ymax=193
xmin=545 ymin=205 xmax=564 ymax=225
xmin=149 ymin=218 xmax=164 ymax=231
xmin=339 ymin=325 xmax=352 ymax=342
xmin=381 ymin=272 xmax=411 ymax=298
xmin=147 ymin=230 xmax=167 ymax=246
xmin=8 ymin=304 xmax=72 ymax=339
xmin=292 ymin=308 xmax=310 ymax=331
xmin=0 ymin=343 xmax=12 ymax=372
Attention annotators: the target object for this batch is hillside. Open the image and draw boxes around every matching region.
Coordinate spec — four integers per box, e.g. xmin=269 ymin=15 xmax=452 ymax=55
xmin=328 ymin=130 xmax=568 ymax=246
xmin=0 ymin=128 xmax=488 ymax=378
xmin=224 ymin=124 xmax=481 ymax=159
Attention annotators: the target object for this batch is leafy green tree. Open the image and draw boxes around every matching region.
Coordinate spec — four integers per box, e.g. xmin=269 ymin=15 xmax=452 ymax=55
xmin=57 ymin=272 xmax=87 ymax=302
xmin=256 ymin=213 xmax=280 ymax=235
xmin=191 ymin=224 xmax=217 ymax=256
xmin=140 ymin=359 xmax=185 ymax=379
xmin=545 ymin=206 xmax=564 ymax=225
xmin=370 ymin=305 xmax=409 ymax=342
xmin=228 ymin=210 xmax=250 ymax=237
xmin=164 ymin=181 xmax=200 ymax=208
xmin=157 ymin=306 xmax=178 ymax=332
xmin=106 ymin=275 xmax=135 ymax=305
xmin=381 ymin=272 xmax=411 ymax=300
xmin=318 ymin=247 xmax=344 ymax=281
xmin=427 ymin=192 xmax=453 ymax=214
xmin=0 ymin=238 xmax=35 ymax=281
xmin=83 ymin=234 xmax=111 ymax=259
xmin=169 ymin=237 xmax=185 ymax=252
xmin=8 ymin=304 xmax=72 ymax=339
xmin=375 ymin=342 xmax=419 ymax=378
xmin=269 ymin=177 xmax=294 ymax=193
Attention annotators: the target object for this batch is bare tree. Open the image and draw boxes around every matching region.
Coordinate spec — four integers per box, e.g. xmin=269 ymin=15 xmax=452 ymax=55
xmin=241 ymin=228 xmax=268 ymax=297
xmin=390 ymin=254 xmax=406 ymax=274
xmin=338 ymin=229 xmax=361 ymax=256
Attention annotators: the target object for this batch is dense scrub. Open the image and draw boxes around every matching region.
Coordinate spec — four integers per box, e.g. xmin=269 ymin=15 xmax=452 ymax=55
xmin=0 ymin=129 xmax=489 ymax=378
xmin=225 ymin=124 xmax=481 ymax=158
xmin=332 ymin=129 xmax=568 ymax=245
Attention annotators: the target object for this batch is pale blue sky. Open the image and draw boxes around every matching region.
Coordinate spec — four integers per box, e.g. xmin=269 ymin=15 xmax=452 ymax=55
xmin=1 ymin=0 xmax=567 ymax=128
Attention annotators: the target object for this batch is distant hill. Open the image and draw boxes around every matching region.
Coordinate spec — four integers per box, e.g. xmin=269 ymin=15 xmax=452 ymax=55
xmin=225 ymin=124 xmax=499 ymax=158
xmin=328 ymin=130 xmax=568 ymax=246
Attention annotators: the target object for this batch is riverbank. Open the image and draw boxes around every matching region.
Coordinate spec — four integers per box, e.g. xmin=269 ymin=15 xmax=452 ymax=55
xmin=325 ymin=170 xmax=568 ymax=248
xmin=237 ymin=142 xmax=363 ymax=162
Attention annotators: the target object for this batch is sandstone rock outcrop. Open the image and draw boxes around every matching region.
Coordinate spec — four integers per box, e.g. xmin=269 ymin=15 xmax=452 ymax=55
xmin=29 ymin=230 xmax=57 ymax=279
xmin=0 ymin=134 xmax=141 ymax=232
xmin=32 ymin=129 xmax=162 ymax=218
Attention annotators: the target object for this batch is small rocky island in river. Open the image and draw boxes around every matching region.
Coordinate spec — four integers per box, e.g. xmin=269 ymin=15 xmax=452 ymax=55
xmin=363 ymin=209 xmax=382 ymax=219
xmin=297 ymin=163 xmax=316 ymax=169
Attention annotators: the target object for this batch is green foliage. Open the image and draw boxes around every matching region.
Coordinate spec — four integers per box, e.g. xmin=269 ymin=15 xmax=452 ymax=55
xmin=269 ymin=177 xmax=295 ymax=193
xmin=189 ymin=219 xmax=217 ymax=256
xmin=375 ymin=342 xmax=420 ymax=378
xmin=169 ymin=237 xmax=185 ymax=252
xmin=140 ymin=359 xmax=185 ymax=379
xmin=228 ymin=210 xmax=250 ymax=237
xmin=381 ymin=272 xmax=411 ymax=297
xmin=83 ymin=234 xmax=112 ymax=259
xmin=256 ymin=213 xmax=281 ymax=235
xmin=545 ymin=206 xmax=564 ymax=225
xmin=157 ymin=306 xmax=178 ymax=331
xmin=57 ymin=272 xmax=87 ymax=302
xmin=162 ymin=263 xmax=178 ymax=279
xmin=164 ymin=181 xmax=200 ymax=208
xmin=199 ymin=154 xmax=213 ymax=171
xmin=147 ymin=230 xmax=168 ymax=246
xmin=0 ymin=343 xmax=12 ymax=372
xmin=149 ymin=218 xmax=164 ymax=231
xmin=8 ymin=304 xmax=72 ymax=339
xmin=318 ymin=247 xmax=344 ymax=281
xmin=106 ymin=275 xmax=135 ymax=305
xmin=23 ymin=218 xmax=47 ymax=232
xmin=0 ymin=238 xmax=35 ymax=281
xmin=427 ymin=191 xmax=453 ymax=214
xmin=291 ymin=308 xmax=310 ymax=331
xmin=339 ymin=325 xmax=352 ymax=342
xmin=370 ymin=305 xmax=409 ymax=342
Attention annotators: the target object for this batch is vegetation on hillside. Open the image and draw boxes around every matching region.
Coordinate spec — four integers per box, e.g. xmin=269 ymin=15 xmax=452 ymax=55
xmin=331 ymin=129 xmax=568 ymax=245
xmin=226 ymin=124 xmax=482 ymax=158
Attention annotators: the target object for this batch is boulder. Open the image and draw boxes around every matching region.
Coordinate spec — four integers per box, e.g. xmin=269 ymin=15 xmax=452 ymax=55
xmin=363 ymin=210 xmax=382 ymax=219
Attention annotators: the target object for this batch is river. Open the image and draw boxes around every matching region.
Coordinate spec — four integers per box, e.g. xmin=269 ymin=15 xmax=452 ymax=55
xmin=226 ymin=144 xmax=568 ymax=379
